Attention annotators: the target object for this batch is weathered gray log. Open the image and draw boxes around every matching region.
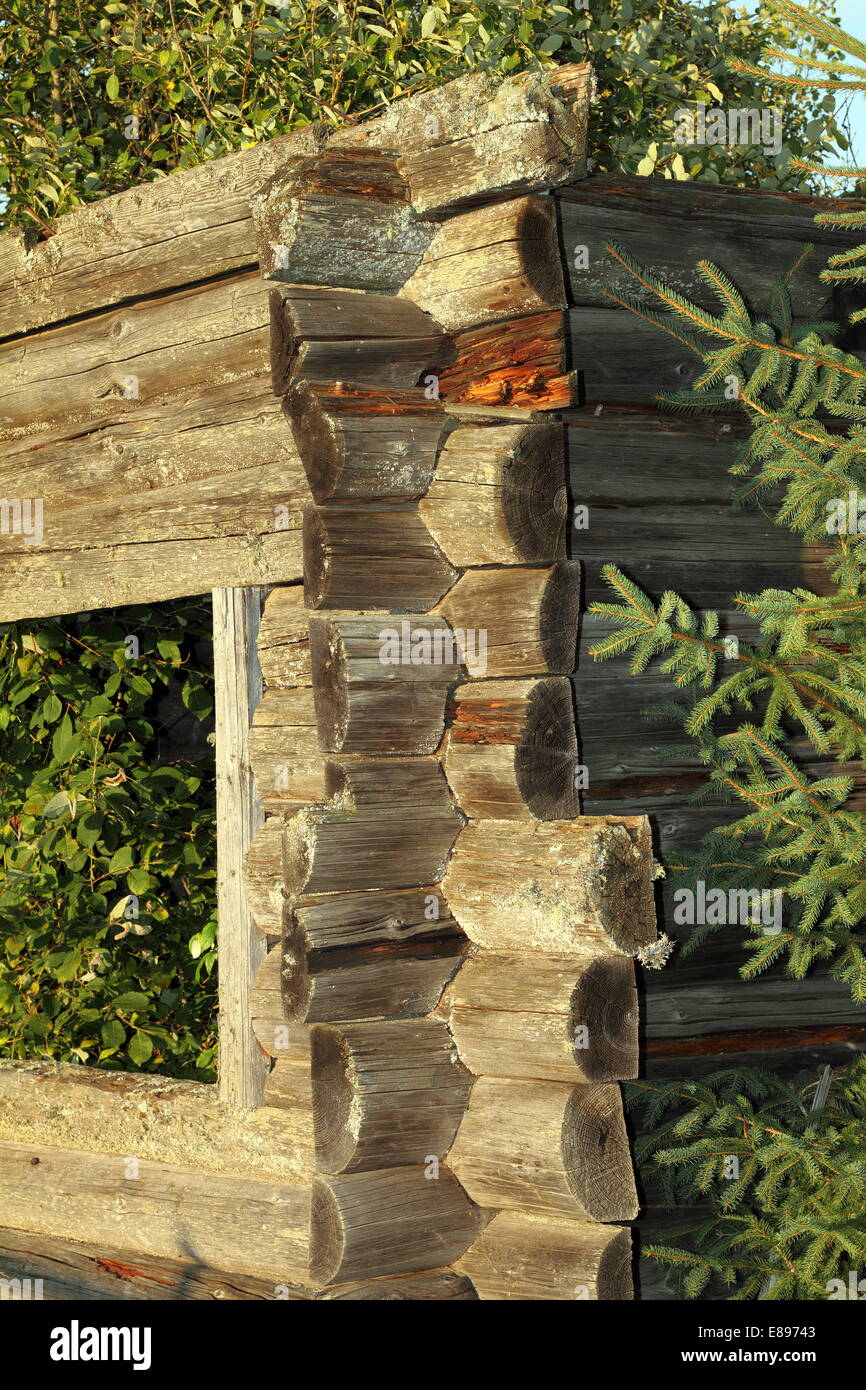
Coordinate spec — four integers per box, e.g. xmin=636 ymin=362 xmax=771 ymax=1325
xmin=0 ymin=1225 xmax=305 ymax=1301
xmin=448 ymin=1077 xmax=638 ymax=1222
xmin=0 ymin=1060 xmax=312 ymax=1184
xmin=18 ymin=542 xmax=302 ymax=630
xmin=0 ymin=131 xmax=319 ymax=336
xmin=283 ymin=886 xmax=465 ymax=1024
xmin=319 ymin=1269 xmax=477 ymax=1300
xmin=252 ymin=148 xmax=435 ymax=289
xmin=0 ymin=376 xmax=294 ymax=503
xmin=330 ymin=63 xmax=592 ymax=216
xmin=309 ymin=614 xmax=457 ymax=755
xmin=243 ymin=818 xmax=286 ymax=937
xmin=435 ymin=563 xmax=581 ymax=677
xmin=289 ymin=884 xmax=460 ymax=953
xmin=311 ymin=1019 xmax=472 ymax=1172
xmin=457 ymin=1211 xmax=632 ymax=1301
xmin=0 ymin=272 xmax=270 ymax=439
xmin=400 ymin=196 xmax=566 ymax=331
xmin=438 ymin=310 xmax=577 ymax=410
xmin=556 ymin=173 xmax=863 ymax=318
xmin=256 ymin=584 xmax=312 ymax=689
xmin=271 ymin=287 xmax=441 ymax=393
xmin=420 ymin=419 xmax=567 ymax=567
xmin=285 ymin=383 xmax=445 ymax=503
xmin=0 ymin=1140 xmax=312 ymax=1284
xmin=310 ymin=1167 xmax=481 ymax=1285
xmin=283 ymin=758 xmax=462 ymax=896
xmin=443 ymin=816 xmax=656 ymax=957
xmin=449 ymin=951 xmax=638 ymax=1083
xmin=304 ymin=504 xmax=458 ymax=611
xmin=250 ymin=686 xmax=325 ymax=810
xmin=444 ymin=677 xmax=579 ymax=820
xmin=250 ymin=944 xmax=311 ymax=1061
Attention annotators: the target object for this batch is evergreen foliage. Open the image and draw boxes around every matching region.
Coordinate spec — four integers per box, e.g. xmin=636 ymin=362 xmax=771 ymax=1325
xmin=627 ymin=1061 xmax=866 ymax=1299
xmin=590 ymin=8 xmax=866 ymax=1001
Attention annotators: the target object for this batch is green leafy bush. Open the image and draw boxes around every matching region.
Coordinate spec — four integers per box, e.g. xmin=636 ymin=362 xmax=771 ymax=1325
xmin=0 ymin=0 xmax=849 ymax=234
xmin=0 ymin=599 xmax=217 ymax=1079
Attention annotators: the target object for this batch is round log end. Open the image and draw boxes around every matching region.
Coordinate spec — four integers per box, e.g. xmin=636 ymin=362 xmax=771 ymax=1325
xmin=285 ymin=383 xmax=341 ymax=503
xmin=597 ymin=1225 xmax=634 ymax=1301
xmin=514 ymin=677 xmax=579 ymax=820
xmin=302 ymin=505 xmax=329 ymax=610
xmin=595 ymin=822 xmax=656 ymax=954
xmin=539 ymin=563 xmax=581 ymax=673
xmin=563 ymin=1084 xmax=638 ymax=1223
xmin=310 ymin=1176 xmax=345 ymax=1286
xmin=280 ymin=912 xmax=313 ymax=1022
xmin=502 ymin=422 xmax=568 ymax=564
xmin=517 ymin=198 xmax=568 ymax=318
xmin=308 ymin=617 xmax=349 ymax=753
xmin=311 ymin=1025 xmax=357 ymax=1174
xmin=282 ymin=812 xmax=314 ymax=898
xmin=571 ymin=956 xmax=638 ymax=1082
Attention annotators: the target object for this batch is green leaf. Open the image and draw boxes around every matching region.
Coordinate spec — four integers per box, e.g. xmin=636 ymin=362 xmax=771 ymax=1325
xmin=51 ymin=714 xmax=78 ymax=763
xmin=100 ymin=1020 xmax=125 ymax=1050
xmin=42 ymin=790 xmax=72 ymax=820
xmin=128 ymin=1031 xmax=153 ymax=1065
xmin=106 ymin=73 xmax=120 ymax=101
xmin=77 ymin=812 xmax=103 ymax=848
xmin=112 ymin=991 xmax=150 ymax=1012
xmin=108 ymin=845 xmax=135 ymax=873
xmin=42 ymin=693 xmax=62 ymax=723
xmin=126 ymin=868 xmax=155 ymax=894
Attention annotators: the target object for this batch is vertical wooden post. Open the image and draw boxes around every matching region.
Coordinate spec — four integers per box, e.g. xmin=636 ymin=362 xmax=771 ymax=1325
xmin=213 ymin=587 xmax=269 ymax=1107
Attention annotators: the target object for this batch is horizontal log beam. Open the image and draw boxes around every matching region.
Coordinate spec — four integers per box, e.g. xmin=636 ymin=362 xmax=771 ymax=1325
xmin=310 ymin=1166 xmax=481 ymax=1285
xmin=0 ymin=1226 xmax=300 ymax=1301
xmin=400 ymin=196 xmax=566 ymax=331
xmin=283 ymin=758 xmax=462 ymax=896
xmin=309 ymin=614 xmax=456 ymax=755
xmin=449 ymin=951 xmax=638 ymax=1083
xmin=0 ymin=1060 xmax=313 ymax=1181
xmin=0 ymin=273 xmax=270 ymax=440
xmin=449 ymin=1076 xmax=638 ymax=1222
xmin=304 ymin=504 xmax=458 ymax=611
xmin=457 ymin=1211 xmax=632 ymax=1300
xmin=444 ymin=677 xmax=578 ymax=820
xmin=0 ymin=1139 xmax=311 ymax=1285
xmin=285 ymin=383 xmax=445 ymax=503
xmin=435 ymin=563 xmax=581 ymax=677
xmin=311 ymin=1019 xmax=471 ymax=1172
xmin=332 ymin=63 xmax=591 ymax=216
xmin=443 ymin=816 xmax=656 ymax=957
xmin=419 ymin=420 xmax=567 ymax=567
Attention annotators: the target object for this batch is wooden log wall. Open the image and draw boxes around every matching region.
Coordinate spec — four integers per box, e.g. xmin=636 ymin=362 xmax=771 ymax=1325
xmin=5 ymin=58 xmax=861 ymax=1300
xmin=553 ymin=176 xmax=866 ymax=1100
xmin=234 ymin=61 xmax=668 ymax=1299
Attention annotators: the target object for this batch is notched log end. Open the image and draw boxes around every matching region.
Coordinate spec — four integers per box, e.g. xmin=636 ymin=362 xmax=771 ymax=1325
xmin=540 ymin=562 xmax=581 ymax=673
xmin=311 ymin=1025 xmax=357 ymax=1174
xmin=503 ymin=422 xmax=568 ymax=564
xmin=308 ymin=616 xmax=348 ymax=753
xmin=309 ymin=1175 xmax=344 ymax=1286
xmin=563 ymin=1084 xmax=638 ymax=1223
xmin=572 ymin=956 xmax=638 ymax=1082
xmin=593 ymin=820 xmax=656 ymax=956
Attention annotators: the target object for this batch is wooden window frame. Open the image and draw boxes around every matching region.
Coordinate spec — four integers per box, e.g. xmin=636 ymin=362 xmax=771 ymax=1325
xmin=0 ymin=585 xmax=311 ymax=1292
